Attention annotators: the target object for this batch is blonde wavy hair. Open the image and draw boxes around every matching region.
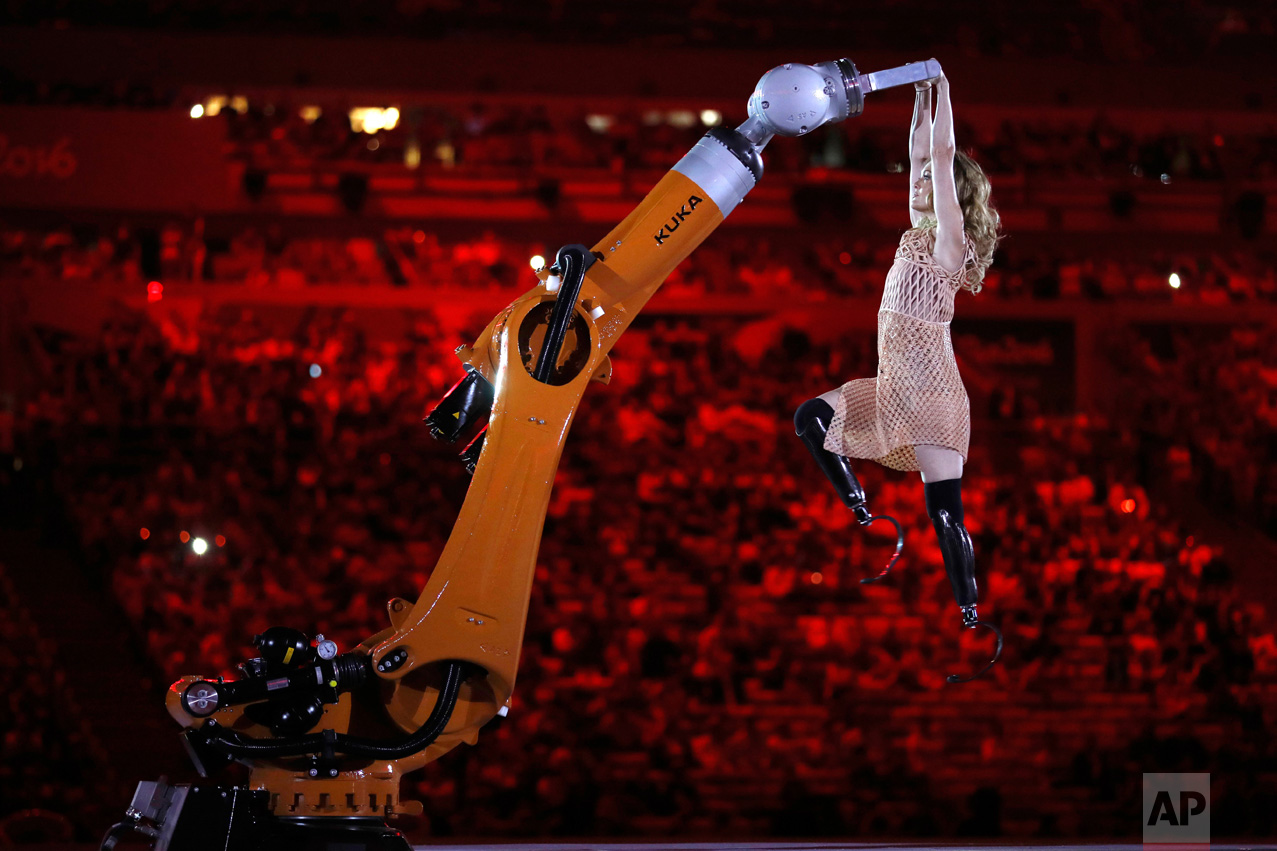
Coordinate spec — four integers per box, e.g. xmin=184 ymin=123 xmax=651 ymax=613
xmin=916 ymin=150 xmax=1001 ymax=293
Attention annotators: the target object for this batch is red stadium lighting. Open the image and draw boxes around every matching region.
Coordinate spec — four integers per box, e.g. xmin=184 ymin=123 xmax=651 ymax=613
xmin=140 ymin=528 xmax=150 ymax=540
xmin=839 ymin=251 xmax=851 ymax=265
xmin=179 ymin=530 xmax=190 ymax=543
xmin=811 ymin=571 xmax=824 ymax=585
xmin=1121 ymin=499 xmax=1136 ymax=514
xmin=215 ymin=535 xmax=226 ymax=548
xmin=147 ymin=281 xmax=163 ymax=303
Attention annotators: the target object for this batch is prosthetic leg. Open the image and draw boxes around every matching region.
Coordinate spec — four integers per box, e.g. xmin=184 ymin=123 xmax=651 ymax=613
xmin=925 ymin=479 xmax=1003 ymax=682
xmin=794 ymin=398 xmax=903 ymax=582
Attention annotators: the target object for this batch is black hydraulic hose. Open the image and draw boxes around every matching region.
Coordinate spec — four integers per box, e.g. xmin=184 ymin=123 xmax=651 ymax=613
xmin=533 ymin=244 xmax=592 ymax=383
xmin=99 ymin=822 xmax=133 ymax=851
xmin=199 ymin=661 xmax=465 ymax=760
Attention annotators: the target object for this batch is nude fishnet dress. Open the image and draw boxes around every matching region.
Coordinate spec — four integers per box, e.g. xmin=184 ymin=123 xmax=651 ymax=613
xmin=825 ymin=227 xmax=980 ymax=472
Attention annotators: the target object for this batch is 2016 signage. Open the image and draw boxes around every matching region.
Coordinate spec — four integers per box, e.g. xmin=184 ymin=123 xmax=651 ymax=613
xmin=0 ymin=135 xmax=78 ymax=179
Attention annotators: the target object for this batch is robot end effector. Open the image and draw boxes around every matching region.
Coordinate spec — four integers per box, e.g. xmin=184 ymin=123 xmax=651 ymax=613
xmin=737 ymin=57 xmax=943 ymax=149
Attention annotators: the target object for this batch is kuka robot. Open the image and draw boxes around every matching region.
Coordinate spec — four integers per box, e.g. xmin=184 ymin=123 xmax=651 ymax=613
xmin=106 ymin=57 xmax=992 ymax=851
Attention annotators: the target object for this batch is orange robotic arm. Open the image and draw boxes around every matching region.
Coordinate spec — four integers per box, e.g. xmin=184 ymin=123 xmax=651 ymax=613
xmin=155 ymin=56 xmax=941 ymax=835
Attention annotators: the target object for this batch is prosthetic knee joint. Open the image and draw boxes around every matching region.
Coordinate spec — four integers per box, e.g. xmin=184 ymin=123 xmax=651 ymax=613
xmin=794 ymin=398 xmax=872 ymax=525
xmin=794 ymin=398 xmax=904 ymax=583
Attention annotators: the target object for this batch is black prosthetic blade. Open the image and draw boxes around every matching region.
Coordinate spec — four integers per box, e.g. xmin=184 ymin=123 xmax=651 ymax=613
xmin=935 ymin=510 xmax=977 ymax=607
xmin=795 ymin=406 xmax=868 ymax=515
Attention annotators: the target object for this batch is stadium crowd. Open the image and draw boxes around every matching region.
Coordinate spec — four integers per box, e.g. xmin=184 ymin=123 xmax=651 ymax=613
xmin=4 ymin=64 xmax=1277 ymax=184
xmin=5 ymin=221 xmax=1276 ymax=304
xmin=11 ymin=302 xmax=1275 ymax=838
xmin=0 ymin=569 xmax=89 ymax=842
xmin=217 ymin=102 xmax=1275 ymax=184
xmin=1112 ymin=324 xmax=1277 ymax=537
xmin=3 ymin=0 xmax=1275 ymax=842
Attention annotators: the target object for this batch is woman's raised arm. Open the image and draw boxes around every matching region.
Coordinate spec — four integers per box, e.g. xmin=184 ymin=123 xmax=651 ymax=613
xmin=908 ymin=80 xmax=933 ymax=228
xmin=930 ymin=74 xmax=965 ymax=273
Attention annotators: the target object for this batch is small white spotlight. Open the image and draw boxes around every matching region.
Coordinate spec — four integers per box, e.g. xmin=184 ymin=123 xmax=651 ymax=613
xmin=1169 ymin=273 xmax=1182 ymax=289
xmin=530 ymin=255 xmax=545 ymax=270
xmin=192 ymin=537 xmax=209 ymax=555
xmin=190 ymin=104 xmax=205 ymax=119
xmin=700 ymin=109 xmax=722 ymax=126
xmin=310 ymin=363 xmax=323 ymax=378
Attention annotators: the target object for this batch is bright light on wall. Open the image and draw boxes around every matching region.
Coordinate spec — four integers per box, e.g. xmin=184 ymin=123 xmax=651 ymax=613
xmin=530 ymin=255 xmax=545 ymax=270
xmin=349 ymin=107 xmax=400 ymax=134
xmin=190 ymin=104 xmax=205 ymax=119
xmin=1169 ymin=273 xmax=1181 ymax=289
xmin=309 ymin=364 xmax=323 ymax=378
xmin=700 ymin=109 xmax=722 ymax=126
xmin=299 ymin=105 xmax=322 ymax=124
xmin=192 ymin=537 xmax=209 ymax=555
xmin=585 ymin=114 xmax=613 ymax=133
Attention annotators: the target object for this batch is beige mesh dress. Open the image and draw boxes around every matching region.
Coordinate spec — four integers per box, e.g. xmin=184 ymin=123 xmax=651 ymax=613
xmin=825 ymin=227 xmax=980 ymax=472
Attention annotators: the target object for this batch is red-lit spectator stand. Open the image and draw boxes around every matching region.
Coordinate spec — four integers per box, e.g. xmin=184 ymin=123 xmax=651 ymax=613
xmin=1 ymin=16 xmax=1276 ymax=844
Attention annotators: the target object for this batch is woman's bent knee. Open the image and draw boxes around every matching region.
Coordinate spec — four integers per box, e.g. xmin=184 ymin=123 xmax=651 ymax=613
xmin=915 ymin=444 xmax=964 ymax=483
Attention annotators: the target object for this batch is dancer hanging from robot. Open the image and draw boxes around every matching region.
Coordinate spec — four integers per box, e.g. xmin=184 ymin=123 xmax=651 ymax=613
xmin=794 ymin=66 xmax=1004 ymax=682
xmin=118 ymin=56 xmax=1014 ymax=851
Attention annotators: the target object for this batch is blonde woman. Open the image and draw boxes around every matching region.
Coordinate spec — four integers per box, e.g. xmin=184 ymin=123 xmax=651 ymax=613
xmin=794 ymin=69 xmax=1003 ymax=682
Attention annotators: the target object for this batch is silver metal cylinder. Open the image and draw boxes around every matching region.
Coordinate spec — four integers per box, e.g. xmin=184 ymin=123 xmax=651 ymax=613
xmin=671 ymin=134 xmax=758 ymax=218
